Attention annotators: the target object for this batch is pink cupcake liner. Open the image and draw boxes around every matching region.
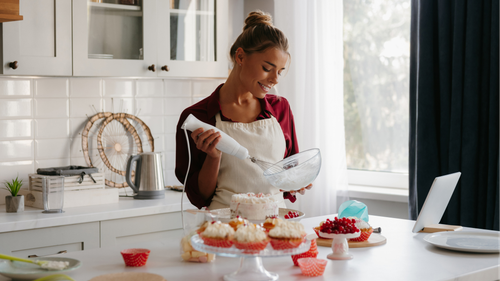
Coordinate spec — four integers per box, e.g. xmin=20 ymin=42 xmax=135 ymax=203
xmin=269 ymin=237 xmax=304 ymax=250
xmin=233 ymin=239 xmax=270 ymax=253
xmin=291 ymin=239 xmax=318 ymax=266
xmin=200 ymin=234 xmax=233 ymax=248
xmin=350 ymin=228 xmax=373 ymax=242
xmin=120 ymin=248 xmax=150 ymax=267
xmin=297 ymin=258 xmax=327 ymax=277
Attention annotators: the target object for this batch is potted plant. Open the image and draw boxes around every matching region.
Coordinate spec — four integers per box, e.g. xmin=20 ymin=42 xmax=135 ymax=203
xmin=3 ymin=176 xmax=24 ymax=213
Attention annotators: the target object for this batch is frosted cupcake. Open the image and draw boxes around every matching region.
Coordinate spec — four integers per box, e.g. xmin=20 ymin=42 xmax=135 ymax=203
xmin=200 ymin=222 xmax=235 ymax=248
xmin=228 ymin=216 xmax=250 ymax=231
xmin=262 ymin=217 xmax=284 ymax=232
xmin=233 ymin=224 xmax=270 ymax=253
xmin=268 ymin=221 xmax=306 ymax=250
xmin=348 ymin=217 xmax=373 ymax=242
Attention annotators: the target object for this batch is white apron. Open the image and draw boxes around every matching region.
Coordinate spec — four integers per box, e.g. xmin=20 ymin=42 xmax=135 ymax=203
xmin=208 ymin=112 xmax=287 ymax=210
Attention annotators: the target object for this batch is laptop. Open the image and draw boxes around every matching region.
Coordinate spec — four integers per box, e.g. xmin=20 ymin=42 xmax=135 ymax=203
xmin=412 ymin=172 xmax=462 ymax=233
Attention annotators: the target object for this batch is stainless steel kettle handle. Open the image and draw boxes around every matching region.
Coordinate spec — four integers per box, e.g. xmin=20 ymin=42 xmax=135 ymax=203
xmin=125 ymin=154 xmax=142 ymax=193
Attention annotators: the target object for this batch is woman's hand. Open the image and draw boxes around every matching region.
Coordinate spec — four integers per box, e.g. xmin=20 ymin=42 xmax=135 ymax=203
xmin=280 ymin=184 xmax=313 ymax=196
xmin=191 ymin=128 xmax=222 ymax=159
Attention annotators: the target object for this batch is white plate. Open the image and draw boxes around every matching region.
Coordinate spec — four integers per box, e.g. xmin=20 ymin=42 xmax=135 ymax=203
xmin=212 ymin=208 xmax=304 ymax=224
xmin=0 ymin=257 xmax=81 ymax=280
xmin=424 ymin=231 xmax=500 ymax=253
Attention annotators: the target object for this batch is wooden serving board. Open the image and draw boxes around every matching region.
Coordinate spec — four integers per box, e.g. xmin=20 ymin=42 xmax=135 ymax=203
xmin=316 ymin=233 xmax=387 ymax=248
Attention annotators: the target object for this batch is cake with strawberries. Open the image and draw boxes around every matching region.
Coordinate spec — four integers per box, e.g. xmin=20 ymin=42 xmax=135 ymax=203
xmin=230 ymin=192 xmax=279 ymax=221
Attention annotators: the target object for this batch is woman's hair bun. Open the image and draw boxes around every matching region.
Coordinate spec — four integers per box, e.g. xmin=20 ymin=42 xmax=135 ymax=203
xmin=244 ymin=10 xmax=273 ymax=30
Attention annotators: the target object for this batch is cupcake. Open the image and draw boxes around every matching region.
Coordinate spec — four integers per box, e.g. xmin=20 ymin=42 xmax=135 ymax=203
xmin=262 ymin=217 xmax=284 ymax=232
xmin=228 ymin=216 xmax=249 ymax=231
xmin=200 ymin=222 xmax=235 ymax=248
xmin=348 ymin=217 xmax=373 ymax=242
xmin=196 ymin=221 xmax=210 ymax=235
xmin=268 ymin=221 xmax=306 ymax=250
xmin=232 ymin=224 xmax=270 ymax=253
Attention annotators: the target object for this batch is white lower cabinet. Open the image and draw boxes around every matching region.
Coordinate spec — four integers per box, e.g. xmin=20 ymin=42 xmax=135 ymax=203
xmin=100 ymin=212 xmax=183 ymax=248
xmin=0 ymin=222 xmax=99 ymax=257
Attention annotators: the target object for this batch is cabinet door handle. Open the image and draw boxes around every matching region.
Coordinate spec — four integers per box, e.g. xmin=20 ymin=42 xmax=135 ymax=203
xmin=9 ymin=61 xmax=18 ymax=69
xmin=148 ymin=64 xmax=156 ymax=72
xmin=161 ymin=65 xmax=169 ymax=72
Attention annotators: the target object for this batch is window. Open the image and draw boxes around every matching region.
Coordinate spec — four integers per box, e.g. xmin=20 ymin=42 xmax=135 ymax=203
xmin=343 ymin=0 xmax=411 ymax=189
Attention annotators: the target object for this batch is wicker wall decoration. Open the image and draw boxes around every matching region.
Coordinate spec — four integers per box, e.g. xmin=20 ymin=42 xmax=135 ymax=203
xmin=82 ymin=112 xmax=154 ymax=188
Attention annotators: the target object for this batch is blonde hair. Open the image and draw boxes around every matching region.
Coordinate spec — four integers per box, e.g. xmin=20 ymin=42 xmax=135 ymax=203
xmin=230 ymin=10 xmax=290 ymax=65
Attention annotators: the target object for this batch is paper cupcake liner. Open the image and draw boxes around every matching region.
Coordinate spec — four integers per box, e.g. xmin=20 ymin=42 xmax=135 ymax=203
xmin=121 ymin=248 xmax=150 ymax=267
xmin=350 ymin=228 xmax=373 ymax=242
xmin=233 ymin=239 xmax=270 ymax=253
xmin=291 ymin=239 xmax=318 ymax=266
xmin=269 ymin=237 xmax=304 ymax=250
xmin=297 ymin=258 xmax=327 ymax=277
xmin=200 ymin=234 xmax=233 ymax=248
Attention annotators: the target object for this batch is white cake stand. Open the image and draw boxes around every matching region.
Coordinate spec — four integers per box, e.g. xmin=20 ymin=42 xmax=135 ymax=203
xmin=319 ymin=231 xmax=361 ymax=260
xmin=191 ymin=235 xmax=310 ymax=281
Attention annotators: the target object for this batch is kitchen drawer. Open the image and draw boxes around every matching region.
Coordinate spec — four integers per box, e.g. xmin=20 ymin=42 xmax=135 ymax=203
xmin=0 ymin=222 xmax=99 ymax=257
xmin=100 ymin=212 xmax=182 ymax=248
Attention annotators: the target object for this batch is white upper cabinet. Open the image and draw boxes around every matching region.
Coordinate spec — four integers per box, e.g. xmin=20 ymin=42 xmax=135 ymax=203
xmin=0 ymin=0 xmax=72 ymax=76
xmin=156 ymin=0 xmax=228 ymax=78
xmin=72 ymin=0 xmax=228 ymax=78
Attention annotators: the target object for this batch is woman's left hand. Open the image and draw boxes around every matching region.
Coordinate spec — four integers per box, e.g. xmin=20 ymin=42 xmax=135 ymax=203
xmin=280 ymin=183 xmax=313 ymax=195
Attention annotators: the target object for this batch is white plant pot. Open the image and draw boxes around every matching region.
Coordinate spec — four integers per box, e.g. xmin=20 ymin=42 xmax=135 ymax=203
xmin=5 ymin=195 xmax=24 ymax=213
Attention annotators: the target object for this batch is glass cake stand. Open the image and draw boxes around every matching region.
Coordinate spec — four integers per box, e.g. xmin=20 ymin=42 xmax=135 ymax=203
xmin=191 ymin=235 xmax=311 ymax=281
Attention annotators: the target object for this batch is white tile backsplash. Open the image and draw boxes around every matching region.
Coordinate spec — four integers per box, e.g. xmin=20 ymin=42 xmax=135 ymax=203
xmin=35 ymin=119 xmax=69 ymax=139
xmin=35 ymin=79 xmax=68 ymax=97
xmin=35 ymin=158 xmax=71 ymax=170
xmin=35 ymin=139 xmax=71 ymax=159
xmin=34 ymin=98 xmax=69 ymax=118
xmin=0 ymin=78 xmax=31 ymax=97
xmin=0 ymin=99 xmax=32 ymax=118
xmin=164 ymin=97 xmax=191 ymax=116
xmin=103 ymin=97 xmax=134 ymax=114
xmin=0 ymin=119 xmax=32 ymax=139
xmin=0 ymin=140 xmax=34 ymax=160
xmin=70 ymin=78 xmax=102 ymax=97
xmin=0 ymin=76 xmax=225 ymax=199
xmin=164 ymin=80 xmax=191 ymax=97
xmin=137 ymin=80 xmax=163 ymax=97
xmin=69 ymin=97 xmax=103 ymax=117
xmin=136 ymin=98 xmax=164 ymax=116
xmin=103 ymin=79 xmax=134 ymax=97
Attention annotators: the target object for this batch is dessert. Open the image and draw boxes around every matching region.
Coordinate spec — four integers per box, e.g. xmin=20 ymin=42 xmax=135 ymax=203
xmin=268 ymin=221 xmax=306 ymax=250
xmin=291 ymin=239 xmax=319 ymax=266
xmin=199 ymin=221 xmax=235 ymax=248
xmin=232 ymin=223 xmax=270 ymax=253
xmin=230 ymin=192 xmax=279 ymax=221
xmin=196 ymin=221 xmax=210 ymax=235
xmin=262 ymin=217 xmax=284 ymax=232
xmin=180 ymin=235 xmax=215 ymax=263
xmin=348 ymin=217 xmax=373 ymax=242
xmin=318 ymin=217 xmax=359 ymax=235
xmin=284 ymin=211 xmax=300 ymax=219
xmin=228 ymin=216 xmax=250 ymax=231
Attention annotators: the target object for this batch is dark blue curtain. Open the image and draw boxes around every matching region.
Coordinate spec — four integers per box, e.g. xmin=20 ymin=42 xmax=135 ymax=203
xmin=409 ymin=0 xmax=499 ymax=230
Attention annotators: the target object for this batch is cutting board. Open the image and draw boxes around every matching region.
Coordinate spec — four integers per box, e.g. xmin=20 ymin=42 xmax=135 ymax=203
xmin=316 ymin=233 xmax=387 ymax=248
xmin=89 ymin=272 xmax=166 ymax=281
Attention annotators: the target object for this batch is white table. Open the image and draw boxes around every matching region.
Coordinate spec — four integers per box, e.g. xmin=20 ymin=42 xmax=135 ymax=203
xmin=1 ymin=215 xmax=499 ymax=281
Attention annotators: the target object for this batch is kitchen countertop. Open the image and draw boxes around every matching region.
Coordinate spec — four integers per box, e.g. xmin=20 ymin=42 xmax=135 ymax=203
xmin=1 ymin=215 xmax=497 ymax=281
xmin=0 ymin=190 xmax=195 ymax=233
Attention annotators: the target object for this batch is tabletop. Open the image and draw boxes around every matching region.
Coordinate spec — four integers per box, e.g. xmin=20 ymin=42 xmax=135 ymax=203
xmin=0 ymin=215 xmax=498 ymax=281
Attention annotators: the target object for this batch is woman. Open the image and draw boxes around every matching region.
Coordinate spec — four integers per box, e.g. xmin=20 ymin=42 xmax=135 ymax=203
xmin=175 ymin=10 xmax=311 ymax=210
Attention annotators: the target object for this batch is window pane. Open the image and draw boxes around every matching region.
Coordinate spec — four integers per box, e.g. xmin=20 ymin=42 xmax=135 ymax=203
xmin=343 ymin=0 xmax=411 ymax=173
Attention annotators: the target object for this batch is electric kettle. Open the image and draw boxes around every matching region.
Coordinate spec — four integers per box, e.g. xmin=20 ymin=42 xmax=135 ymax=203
xmin=125 ymin=152 xmax=165 ymax=199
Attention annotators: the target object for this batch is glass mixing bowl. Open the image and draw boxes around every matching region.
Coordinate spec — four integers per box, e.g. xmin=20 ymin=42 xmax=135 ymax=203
xmin=262 ymin=148 xmax=321 ymax=191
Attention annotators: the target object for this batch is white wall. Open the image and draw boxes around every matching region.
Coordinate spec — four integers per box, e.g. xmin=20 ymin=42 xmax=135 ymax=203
xmin=0 ymin=77 xmax=225 ymax=203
